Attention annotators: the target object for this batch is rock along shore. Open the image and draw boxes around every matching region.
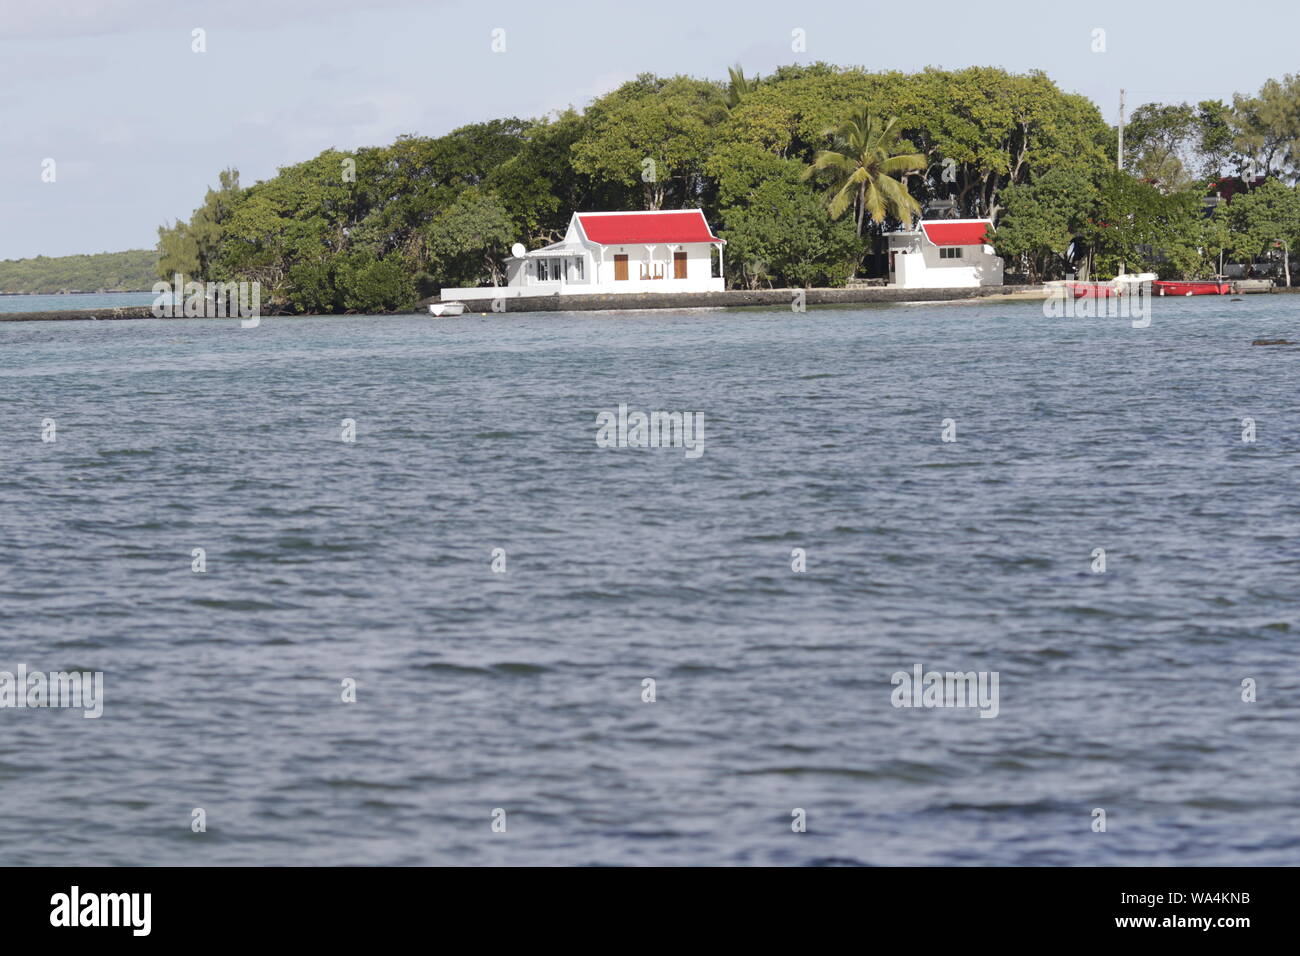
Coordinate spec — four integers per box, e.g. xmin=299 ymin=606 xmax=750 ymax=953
xmin=0 ymin=305 xmax=161 ymax=323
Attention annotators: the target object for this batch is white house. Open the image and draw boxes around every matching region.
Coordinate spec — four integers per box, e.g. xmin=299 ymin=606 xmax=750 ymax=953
xmin=886 ymin=219 xmax=1003 ymax=288
xmin=440 ymin=209 xmax=726 ymax=301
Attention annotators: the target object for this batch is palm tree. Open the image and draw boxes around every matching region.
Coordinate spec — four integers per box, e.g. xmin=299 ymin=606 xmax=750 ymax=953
xmin=802 ymin=108 xmax=925 ymax=235
xmin=724 ymin=64 xmax=758 ymax=111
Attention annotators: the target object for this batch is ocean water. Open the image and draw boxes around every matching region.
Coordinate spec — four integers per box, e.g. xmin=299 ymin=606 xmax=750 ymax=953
xmin=0 ymin=292 xmax=156 ymax=314
xmin=1 ymin=298 xmax=1297 ymax=866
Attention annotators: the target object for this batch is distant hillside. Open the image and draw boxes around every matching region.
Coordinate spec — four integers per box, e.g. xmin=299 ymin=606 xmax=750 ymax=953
xmin=0 ymin=249 xmax=158 ymax=294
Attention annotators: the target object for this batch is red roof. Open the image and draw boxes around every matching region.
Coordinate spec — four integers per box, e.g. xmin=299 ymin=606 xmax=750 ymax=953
xmin=576 ymin=210 xmax=722 ymax=245
xmin=921 ymin=221 xmax=993 ymax=246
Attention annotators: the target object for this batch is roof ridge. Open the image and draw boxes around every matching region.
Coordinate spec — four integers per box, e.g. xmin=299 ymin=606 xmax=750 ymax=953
xmin=576 ymin=209 xmax=706 ymax=216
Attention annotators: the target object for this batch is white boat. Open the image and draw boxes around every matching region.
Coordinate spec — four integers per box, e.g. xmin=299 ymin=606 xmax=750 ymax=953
xmin=428 ymin=301 xmax=466 ymax=317
xmin=1113 ymin=272 xmax=1157 ymax=287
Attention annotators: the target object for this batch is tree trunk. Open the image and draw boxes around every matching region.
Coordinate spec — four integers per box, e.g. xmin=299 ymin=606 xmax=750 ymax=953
xmin=957 ymin=178 xmax=978 ymax=218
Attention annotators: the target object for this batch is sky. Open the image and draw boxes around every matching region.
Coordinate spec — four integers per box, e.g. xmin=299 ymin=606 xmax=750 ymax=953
xmin=2 ymin=0 xmax=1298 ymax=261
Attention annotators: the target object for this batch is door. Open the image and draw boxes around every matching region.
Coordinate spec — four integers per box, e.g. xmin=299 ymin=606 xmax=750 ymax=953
xmin=614 ymin=254 xmax=628 ymax=281
xmin=673 ymin=251 xmax=687 ymax=279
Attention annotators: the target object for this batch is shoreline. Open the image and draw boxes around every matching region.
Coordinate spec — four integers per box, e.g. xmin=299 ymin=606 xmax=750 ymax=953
xmin=7 ymin=282 xmax=1293 ymax=323
xmin=0 ymin=285 xmax=1043 ymax=323
xmin=0 ymin=290 xmax=152 ymax=296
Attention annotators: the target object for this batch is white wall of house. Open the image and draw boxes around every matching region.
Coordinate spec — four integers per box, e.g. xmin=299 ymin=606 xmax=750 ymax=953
xmin=887 ymin=224 xmax=1003 ymax=289
xmin=589 ymin=243 xmax=717 ymax=287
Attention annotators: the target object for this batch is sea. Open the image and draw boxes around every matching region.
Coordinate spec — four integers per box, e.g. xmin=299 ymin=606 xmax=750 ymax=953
xmin=0 ymin=292 xmax=157 ymax=314
xmin=1 ymin=294 xmax=1297 ymax=866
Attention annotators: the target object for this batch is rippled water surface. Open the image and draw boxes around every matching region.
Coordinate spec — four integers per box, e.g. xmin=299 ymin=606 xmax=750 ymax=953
xmin=2 ymin=299 xmax=1298 ymax=866
xmin=0 ymin=292 xmax=155 ymax=314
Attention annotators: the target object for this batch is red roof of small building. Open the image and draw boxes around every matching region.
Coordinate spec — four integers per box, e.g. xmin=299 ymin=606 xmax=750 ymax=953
xmin=576 ymin=210 xmax=722 ymax=245
xmin=921 ymin=220 xmax=993 ymax=246
xmin=1209 ymin=175 xmax=1266 ymax=203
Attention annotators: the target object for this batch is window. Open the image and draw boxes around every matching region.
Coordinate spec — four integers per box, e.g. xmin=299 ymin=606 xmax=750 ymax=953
xmin=939 ymin=247 xmax=964 ymax=259
xmin=537 ymin=258 xmax=567 ymax=281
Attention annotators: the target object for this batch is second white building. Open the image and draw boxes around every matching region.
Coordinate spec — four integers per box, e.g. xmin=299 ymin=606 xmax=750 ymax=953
xmin=886 ymin=219 xmax=1003 ymax=288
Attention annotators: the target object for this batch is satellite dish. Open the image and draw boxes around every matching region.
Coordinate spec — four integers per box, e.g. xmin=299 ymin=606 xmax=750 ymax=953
xmin=511 ymin=242 xmax=526 ymax=259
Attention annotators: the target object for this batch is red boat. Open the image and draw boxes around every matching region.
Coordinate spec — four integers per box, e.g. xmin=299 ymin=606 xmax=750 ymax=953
xmin=1071 ymin=283 xmax=1110 ymax=298
xmin=1069 ymin=282 xmax=1121 ymax=298
xmin=1067 ymin=275 xmax=1155 ymax=299
xmin=1153 ymin=280 xmax=1230 ymax=296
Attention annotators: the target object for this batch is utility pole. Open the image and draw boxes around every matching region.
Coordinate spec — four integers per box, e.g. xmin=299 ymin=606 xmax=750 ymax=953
xmin=1117 ymin=89 xmax=1125 ymax=172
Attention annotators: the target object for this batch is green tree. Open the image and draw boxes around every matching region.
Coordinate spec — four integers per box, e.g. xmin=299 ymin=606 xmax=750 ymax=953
xmin=994 ymin=167 xmax=1099 ymax=281
xmin=1124 ymin=104 xmax=1197 ymax=188
xmin=1195 ymin=99 xmax=1238 ymax=178
xmin=334 ymin=250 xmax=418 ymax=313
xmin=571 ymin=74 xmax=726 ymax=209
xmin=802 ymin=108 xmax=924 ymax=235
xmin=1231 ymin=75 xmax=1300 ymax=181
xmin=718 ymin=155 xmax=861 ymax=288
xmin=423 ymin=188 xmax=517 ymax=287
xmin=214 ymin=151 xmax=360 ymax=309
xmin=1220 ymin=179 xmax=1300 ymax=285
xmin=155 ymin=221 xmax=199 ymax=281
xmin=1085 ymin=171 xmax=1221 ymax=279
xmin=715 ymin=67 xmax=894 ymax=162
xmin=895 ymin=67 xmax=1111 ymax=221
xmin=156 ymin=168 xmax=242 ymax=281
xmin=486 ymin=110 xmax=621 ymax=245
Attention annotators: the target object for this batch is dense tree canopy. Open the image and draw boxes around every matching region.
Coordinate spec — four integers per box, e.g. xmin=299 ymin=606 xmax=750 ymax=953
xmin=0 ymin=249 xmax=157 ymax=294
xmin=1218 ymin=179 xmax=1300 ymax=284
xmin=155 ymin=64 xmax=1300 ymax=311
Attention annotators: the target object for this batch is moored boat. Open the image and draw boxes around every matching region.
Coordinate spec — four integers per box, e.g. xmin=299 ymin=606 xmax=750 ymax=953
xmin=1153 ymin=281 xmax=1230 ymax=296
xmin=1067 ymin=273 xmax=1156 ymax=298
xmin=1071 ymin=282 xmax=1118 ymax=298
xmin=428 ymin=301 xmax=466 ymax=316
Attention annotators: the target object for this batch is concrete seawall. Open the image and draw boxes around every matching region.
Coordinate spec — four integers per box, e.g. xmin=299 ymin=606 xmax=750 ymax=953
xmin=3 ymin=283 xmax=1199 ymax=322
xmin=427 ymin=285 xmax=1035 ymax=313
xmin=0 ymin=305 xmax=160 ymax=323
